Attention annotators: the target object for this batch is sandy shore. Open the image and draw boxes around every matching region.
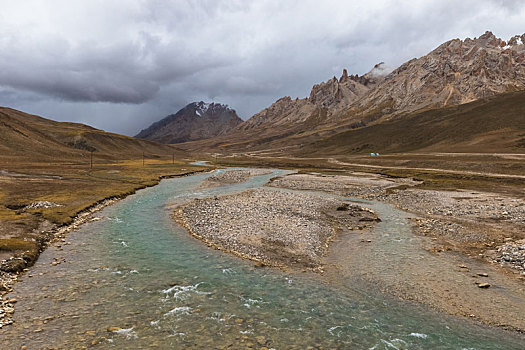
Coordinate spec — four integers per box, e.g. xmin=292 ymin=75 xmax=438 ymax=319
xmin=174 ymin=187 xmax=379 ymax=270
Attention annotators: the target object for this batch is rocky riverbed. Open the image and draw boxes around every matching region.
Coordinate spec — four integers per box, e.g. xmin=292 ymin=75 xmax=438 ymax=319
xmin=266 ymin=172 xmax=525 ymax=331
xmin=174 ymin=187 xmax=379 ymax=269
xmin=267 ymin=172 xmax=410 ymax=199
xmin=200 ymin=169 xmax=272 ymax=188
xmin=494 ymin=239 xmax=525 ymax=272
xmin=269 ymin=173 xmax=525 ymax=275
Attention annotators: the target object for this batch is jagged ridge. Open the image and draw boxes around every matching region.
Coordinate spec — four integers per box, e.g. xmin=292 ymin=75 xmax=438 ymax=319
xmin=239 ymin=31 xmax=525 ymax=134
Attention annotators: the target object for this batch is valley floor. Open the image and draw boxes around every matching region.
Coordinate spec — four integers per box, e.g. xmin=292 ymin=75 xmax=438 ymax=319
xmin=1 ymin=154 xmax=524 ymax=334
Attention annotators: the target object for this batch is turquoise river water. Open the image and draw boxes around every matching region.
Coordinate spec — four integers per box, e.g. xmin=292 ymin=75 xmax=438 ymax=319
xmin=1 ymin=169 xmax=524 ymax=349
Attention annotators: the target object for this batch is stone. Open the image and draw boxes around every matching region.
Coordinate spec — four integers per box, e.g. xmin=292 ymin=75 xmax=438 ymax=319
xmin=477 ymin=273 xmax=488 ymax=277
xmin=255 ymin=336 xmax=266 ymax=345
xmin=107 ymin=326 xmax=121 ymax=332
xmin=478 ymin=283 xmax=491 ymax=288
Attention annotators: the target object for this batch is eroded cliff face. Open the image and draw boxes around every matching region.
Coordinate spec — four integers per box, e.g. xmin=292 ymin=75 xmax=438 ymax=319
xmin=136 ymin=102 xmax=243 ymax=144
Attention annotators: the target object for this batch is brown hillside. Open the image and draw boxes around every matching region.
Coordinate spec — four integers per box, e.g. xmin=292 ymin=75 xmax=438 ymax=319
xmin=298 ymin=90 xmax=525 ymax=156
xmin=0 ymin=107 xmax=181 ymax=163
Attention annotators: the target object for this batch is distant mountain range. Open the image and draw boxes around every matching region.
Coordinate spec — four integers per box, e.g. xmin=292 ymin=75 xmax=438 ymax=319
xmin=176 ymin=31 xmax=525 ymax=154
xmin=135 ymin=102 xmax=242 ymax=144
xmin=1 ymin=31 xmax=524 ymax=159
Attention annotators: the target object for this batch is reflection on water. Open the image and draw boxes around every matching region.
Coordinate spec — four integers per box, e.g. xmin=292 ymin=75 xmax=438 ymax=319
xmin=1 ymin=170 xmax=524 ymax=349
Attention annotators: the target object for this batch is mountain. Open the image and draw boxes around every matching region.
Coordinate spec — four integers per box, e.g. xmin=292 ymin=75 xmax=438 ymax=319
xmin=0 ymin=107 xmax=179 ymax=162
xmin=342 ymin=31 xmax=525 ymax=124
xmin=298 ymin=90 xmax=525 ymax=156
xmin=244 ymin=31 xmax=525 ymax=133
xmin=136 ymin=102 xmax=243 ymax=144
xmin=236 ymin=65 xmax=387 ymax=133
xmin=178 ymin=31 xmax=525 ymax=154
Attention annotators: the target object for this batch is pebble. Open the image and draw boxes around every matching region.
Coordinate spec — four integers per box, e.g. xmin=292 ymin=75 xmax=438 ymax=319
xmin=478 ymin=283 xmax=491 ymax=289
xmin=494 ymin=239 xmax=525 ymax=272
xmin=255 ymin=336 xmax=266 ymax=345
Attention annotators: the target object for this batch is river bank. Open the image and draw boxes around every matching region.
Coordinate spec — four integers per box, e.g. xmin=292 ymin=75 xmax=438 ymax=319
xmin=177 ymin=170 xmax=525 ymax=332
xmin=0 ymin=166 xmax=210 ymax=329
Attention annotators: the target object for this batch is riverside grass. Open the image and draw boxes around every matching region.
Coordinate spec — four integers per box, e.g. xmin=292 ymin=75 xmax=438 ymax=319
xmin=0 ymin=158 xmax=209 ymax=265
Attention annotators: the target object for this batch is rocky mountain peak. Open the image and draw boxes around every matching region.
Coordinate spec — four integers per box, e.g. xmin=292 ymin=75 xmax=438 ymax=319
xmin=308 ymin=67 xmax=376 ymax=111
xmin=188 ymin=101 xmax=234 ymax=117
xmin=505 ymin=34 xmax=525 ymax=48
xmin=339 ymin=69 xmax=349 ymax=83
xmin=350 ymin=31 xmax=525 ymax=121
xmin=476 ymin=30 xmax=500 ymax=46
xmin=365 ymin=62 xmax=392 ymax=77
xmin=136 ymin=101 xmax=242 ymax=144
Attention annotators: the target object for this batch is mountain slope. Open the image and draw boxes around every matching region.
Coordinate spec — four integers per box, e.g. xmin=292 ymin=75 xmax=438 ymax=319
xmin=343 ymin=31 xmax=525 ymax=124
xmin=236 ymin=66 xmax=385 ymax=133
xmin=136 ymin=102 xmax=242 ymax=144
xmin=297 ymin=90 xmax=525 ymax=156
xmin=0 ymin=107 xmax=179 ymax=162
xmin=178 ymin=31 xmax=525 ymax=154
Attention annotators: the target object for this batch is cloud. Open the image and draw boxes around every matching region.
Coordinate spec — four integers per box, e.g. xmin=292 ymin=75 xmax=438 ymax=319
xmin=0 ymin=0 xmax=524 ymax=134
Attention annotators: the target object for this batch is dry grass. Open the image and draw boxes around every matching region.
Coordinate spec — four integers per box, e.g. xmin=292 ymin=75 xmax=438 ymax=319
xmin=0 ymin=158 xmax=208 ymax=267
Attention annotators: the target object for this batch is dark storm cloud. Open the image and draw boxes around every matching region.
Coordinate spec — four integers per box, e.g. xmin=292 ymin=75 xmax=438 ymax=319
xmin=0 ymin=24 xmax=234 ymax=103
xmin=0 ymin=0 xmax=524 ymax=135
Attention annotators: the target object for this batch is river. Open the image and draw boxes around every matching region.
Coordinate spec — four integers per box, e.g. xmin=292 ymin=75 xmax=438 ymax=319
xmin=1 ymin=169 xmax=524 ymax=349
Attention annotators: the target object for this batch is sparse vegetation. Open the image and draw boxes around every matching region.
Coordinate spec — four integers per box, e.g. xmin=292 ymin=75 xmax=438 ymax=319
xmin=0 ymin=107 xmax=211 ymax=272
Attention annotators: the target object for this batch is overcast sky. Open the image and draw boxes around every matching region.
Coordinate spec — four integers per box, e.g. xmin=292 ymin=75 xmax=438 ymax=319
xmin=1 ymin=0 xmax=524 ymax=135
